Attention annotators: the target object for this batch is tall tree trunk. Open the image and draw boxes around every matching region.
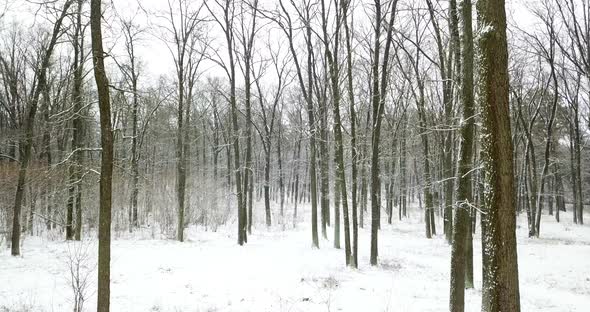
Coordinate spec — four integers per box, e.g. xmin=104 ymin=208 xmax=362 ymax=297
xmin=444 ymin=0 xmax=461 ymax=245
xmin=264 ymin=145 xmax=271 ymax=226
xmin=369 ymin=0 xmax=383 ymax=266
xmin=175 ymin=48 xmax=187 ymax=242
xmin=399 ymin=120 xmax=407 ymax=219
xmin=305 ymin=11 xmax=320 ymax=248
xmin=275 ymin=0 xmax=319 ymax=246
xmin=73 ymin=0 xmax=85 ymax=241
xmin=360 ymin=140 xmax=368 ymax=229
xmin=333 ymin=174 xmax=341 ymax=249
xmin=417 ymin=84 xmax=434 ymax=239
xmin=42 ymin=97 xmax=53 ymax=231
xmin=370 ymin=0 xmax=398 ymax=266
xmin=449 ymin=0 xmax=475 ymax=310
xmin=320 ymin=99 xmax=330 ymax=238
xmin=343 ymin=0 xmax=358 ymax=267
xmin=534 ymin=46 xmax=559 ymax=237
xmin=568 ymin=122 xmax=578 ymax=224
xmin=91 ymin=0 xmax=114 ymax=310
xmin=183 ymin=87 xmax=192 ymax=235
xmin=477 ymin=0 xmax=521 ymax=309
xmin=130 ymin=80 xmax=139 ymax=230
xmin=426 ymin=0 xmax=456 ymax=244
xmin=573 ymin=108 xmax=583 ymax=224
xmin=278 ymin=123 xmax=285 ymax=225
xmin=212 ymin=96 xmax=221 ymax=229
xmin=241 ymin=0 xmax=257 ymax=236
xmin=293 ymin=124 xmax=302 ymax=228
xmin=332 ymin=96 xmax=352 ymax=265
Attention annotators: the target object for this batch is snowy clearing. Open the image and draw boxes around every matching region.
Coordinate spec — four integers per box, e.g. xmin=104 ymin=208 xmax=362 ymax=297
xmin=1 ymin=205 xmax=589 ymax=312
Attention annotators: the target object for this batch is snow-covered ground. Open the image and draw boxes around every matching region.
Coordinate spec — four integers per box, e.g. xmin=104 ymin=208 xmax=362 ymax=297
xmin=1 ymin=204 xmax=589 ymax=312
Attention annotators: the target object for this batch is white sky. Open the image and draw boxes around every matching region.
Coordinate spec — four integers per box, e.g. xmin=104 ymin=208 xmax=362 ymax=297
xmin=0 ymin=0 xmax=537 ymax=87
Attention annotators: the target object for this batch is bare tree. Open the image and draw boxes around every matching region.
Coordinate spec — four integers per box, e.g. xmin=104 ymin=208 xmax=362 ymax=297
xmin=160 ymin=0 xmax=205 ymax=242
xmin=320 ymin=0 xmax=352 ymax=265
xmin=252 ymin=42 xmax=290 ymax=228
xmin=10 ymin=0 xmax=74 ymax=256
xmin=235 ymin=0 xmax=259 ymax=234
xmin=66 ymin=0 xmax=86 ymax=241
xmin=342 ymin=0 xmax=359 ymax=269
xmin=369 ymin=0 xmax=398 ymax=266
xmin=206 ymin=0 xmax=247 ymax=245
xmin=266 ymin=0 xmax=320 ymax=248
xmin=90 ymin=0 xmax=114 ymax=310
xmin=116 ymin=10 xmax=145 ymax=231
xmin=449 ymin=0 xmax=475 ymax=310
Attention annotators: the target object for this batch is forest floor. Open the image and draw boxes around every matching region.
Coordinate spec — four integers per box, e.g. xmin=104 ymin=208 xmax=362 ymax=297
xmin=1 ymin=204 xmax=590 ymax=312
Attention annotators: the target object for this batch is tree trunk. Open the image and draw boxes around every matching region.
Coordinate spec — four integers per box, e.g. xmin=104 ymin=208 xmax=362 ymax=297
xmin=369 ymin=0 xmax=383 ymax=266
xmin=370 ymin=0 xmax=398 ymax=266
xmin=477 ymin=0 xmax=521 ymax=309
xmin=175 ymin=47 xmax=187 ymax=242
xmin=91 ymin=0 xmax=114 ymax=310
xmin=343 ymin=0 xmax=358 ymax=267
xmin=449 ymin=0 xmax=475 ymax=309
xmin=293 ymin=126 xmax=302 ymax=228
xmin=320 ymin=100 xmax=330 ymax=238
xmin=320 ymin=0 xmax=352 ymax=261
xmin=534 ymin=56 xmax=559 ymax=237
xmin=573 ymin=108 xmax=583 ymax=224
xmin=73 ymin=0 xmax=85 ymax=240
xmin=333 ymin=176 xmax=341 ymax=249
xmin=304 ymin=11 xmax=320 ymax=248
xmin=399 ymin=120 xmax=407 ymax=219
xmin=278 ymin=123 xmax=285 ymax=225
xmin=264 ymin=145 xmax=271 ymax=227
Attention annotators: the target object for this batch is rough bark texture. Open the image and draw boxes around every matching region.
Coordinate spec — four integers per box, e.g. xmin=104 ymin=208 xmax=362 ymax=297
xmin=477 ymin=0 xmax=521 ymax=310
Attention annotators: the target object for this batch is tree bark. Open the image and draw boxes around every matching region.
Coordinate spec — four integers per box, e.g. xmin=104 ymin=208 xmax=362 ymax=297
xmin=449 ymin=0 xmax=475 ymax=310
xmin=91 ymin=0 xmax=114 ymax=310
xmin=477 ymin=0 xmax=521 ymax=309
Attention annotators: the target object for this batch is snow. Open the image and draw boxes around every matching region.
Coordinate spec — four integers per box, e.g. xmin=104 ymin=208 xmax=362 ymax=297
xmin=1 ymin=204 xmax=589 ymax=312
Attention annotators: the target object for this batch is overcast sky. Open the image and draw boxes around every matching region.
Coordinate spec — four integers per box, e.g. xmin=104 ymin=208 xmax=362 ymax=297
xmin=0 ymin=0 xmax=537 ymax=87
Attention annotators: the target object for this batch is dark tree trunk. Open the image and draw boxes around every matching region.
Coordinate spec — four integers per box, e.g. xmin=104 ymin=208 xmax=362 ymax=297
xmin=370 ymin=0 xmax=398 ymax=266
xmin=293 ymin=123 xmax=302 ymax=228
xmin=264 ymin=148 xmax=271 ymax=226
xmin=477 ymin=0 xmax=521 ymax=309
xmin=369 ymin=0 xmax=382 ymax=266
xmin=399 ymin=120 xmax=407 ymax=219
xmin=333 ymin=174 xmax=341 ymax=249
xmin=278 ymin=123 xmax=285 ymax=225
xmin=320 ymin=101 xmax=330 ymax=238
xmin=72 ymin=0 xmax=84 ymax=241
xmin=449 ymin=0 xmax=475 ymax=310
xmin=343 ymin=0 xmax=358 ymax=268
xmin=91 ymin=0 xmax=114 ymax=310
